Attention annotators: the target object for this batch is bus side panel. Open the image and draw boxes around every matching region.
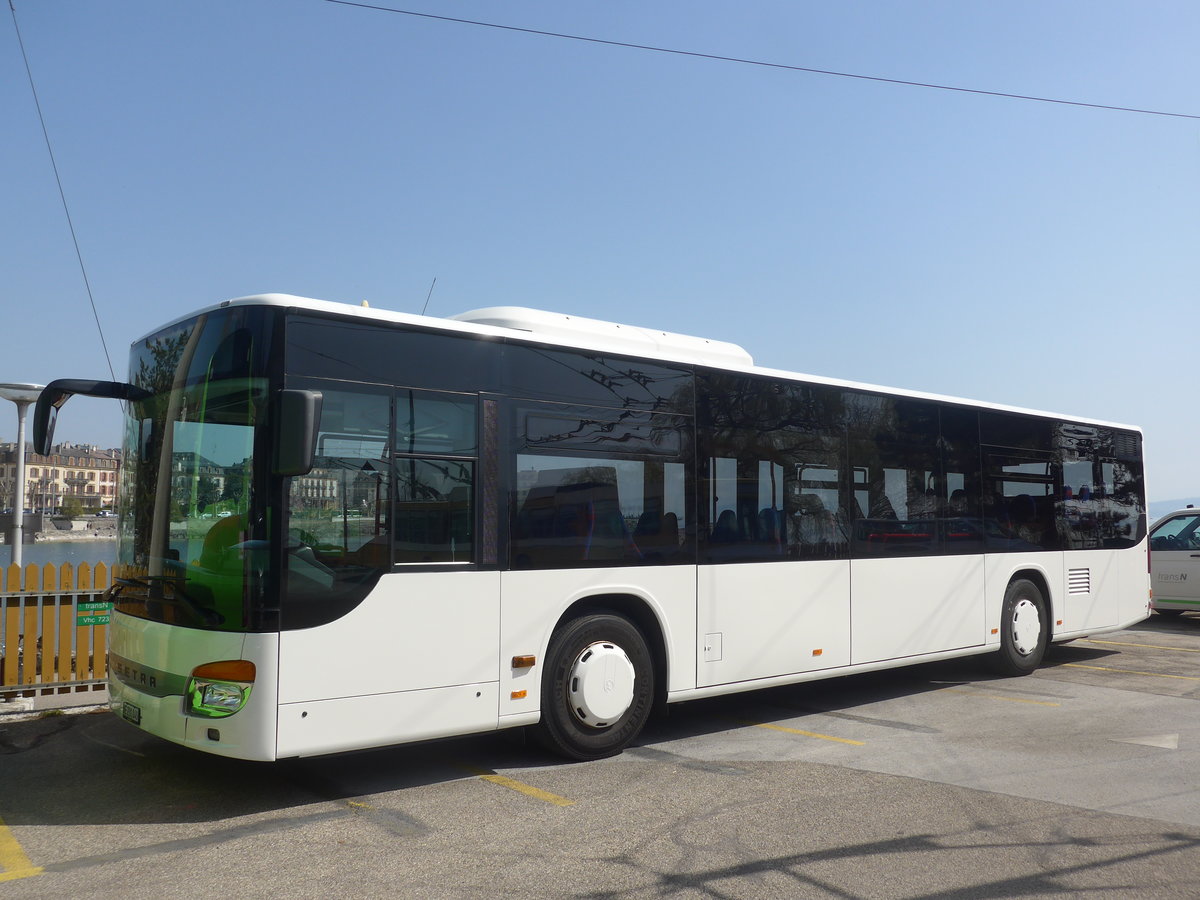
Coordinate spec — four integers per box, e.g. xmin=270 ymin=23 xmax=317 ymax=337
xmin=277 ymin=683 xmax=501 ymax=758
xmin=108 ymin=613 xmax=280 ymax=762
xmin=850 ymin=555 xmax=986 ymax=664
xmin=278 ymin=571 xmax=500 ymax=703
xmin=276 ymin=571 xmax=500 ymax=754
xmin=1057 ymin=543 xmax=1148 ymax=634
xmin=696 ymin=560 xmax=849 ymax=688
xmin=1124 ymin=541 xmax=1153 ymax=624
xmin=1060 ymin=549 xmax=1120 ymax=633
xmin=498 ymin=567 xmax=696 ymax=720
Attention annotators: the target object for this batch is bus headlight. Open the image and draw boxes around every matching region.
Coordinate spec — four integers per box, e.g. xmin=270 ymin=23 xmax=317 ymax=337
xmin=186 ymin=660 xmax=255 ymax=718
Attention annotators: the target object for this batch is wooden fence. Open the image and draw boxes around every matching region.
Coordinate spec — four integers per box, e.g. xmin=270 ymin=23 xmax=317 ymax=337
xmin=1 ymin=562 xmax=111 ymax=709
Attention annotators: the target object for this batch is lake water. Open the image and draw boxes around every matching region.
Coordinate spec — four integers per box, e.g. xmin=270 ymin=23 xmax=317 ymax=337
xmin=0 ymin=540 xmax=117 ymax=569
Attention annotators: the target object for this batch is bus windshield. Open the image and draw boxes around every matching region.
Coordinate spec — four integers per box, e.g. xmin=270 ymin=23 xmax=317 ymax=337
xmin=114 ymin=307 xmax=272 ymax=631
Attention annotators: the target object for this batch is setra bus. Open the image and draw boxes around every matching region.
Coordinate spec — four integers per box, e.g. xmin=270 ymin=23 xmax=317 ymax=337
xmin=34 ymin=294 xmax=1151 ymax=761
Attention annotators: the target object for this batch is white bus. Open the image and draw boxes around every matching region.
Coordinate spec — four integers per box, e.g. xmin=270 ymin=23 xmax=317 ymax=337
xmin=35 ymin=295 xmax=1151 ymax=761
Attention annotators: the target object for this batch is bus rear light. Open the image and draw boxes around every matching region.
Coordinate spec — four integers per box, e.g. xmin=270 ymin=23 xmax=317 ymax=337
xmin=187 ymin=660 xmax=255 ymax=719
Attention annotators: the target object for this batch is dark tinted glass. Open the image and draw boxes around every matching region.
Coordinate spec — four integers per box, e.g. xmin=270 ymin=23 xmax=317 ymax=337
xmin=396 ymin=391 xmax=476 ymax=456
xmin=287 ymin=316 xmax=693 ymax=414
xmin=699 ymin=374 xmax=849 ymax=562
xmin=980 ymin=411 xmax=1054 ymax=451
xmin=283 ymin=384 xmax=392 ymax=628
xmin=982 ymin=451 xmax=1058 ymax=551
xmin=512 ymin=397 xmax=693 ymax=568
xmin=847 ymin=394 xmax=942 ymax=557
xmin=522 ymin=406 xmax=686 ymax=457
xmin=393 ymin=390 xmax=478 ymax=563
xmin=281 ymin=377 xmax=482 ymax=627
xmin=511 ymin=455 xmax=689 ymax=568
xmin=394 ymin=458 xmax=473 ymax=563
xmin=1056 ymin=423 xmax=1144 ymax=550
xmin=940 ymin=406 xmax=984 ymax=554
xmin=287 ymin=317 xmax=495 ymax=391
xmin=501 ymin=343 xmax=693 ymax=412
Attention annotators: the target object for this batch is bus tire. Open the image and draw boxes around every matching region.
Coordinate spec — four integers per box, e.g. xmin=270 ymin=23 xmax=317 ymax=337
xmin=992 ymin=578 xmax=1048 ymax=676
xmin=535 ymin=612 xmax=654 ymax=761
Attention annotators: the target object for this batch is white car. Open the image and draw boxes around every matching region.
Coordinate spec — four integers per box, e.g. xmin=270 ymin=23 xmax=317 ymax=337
xmin=1149 ymin=507 xmax=1200 ymax=616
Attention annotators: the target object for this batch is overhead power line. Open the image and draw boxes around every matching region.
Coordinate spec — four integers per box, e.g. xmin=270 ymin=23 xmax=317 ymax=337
xmin=9 ymin=0 xmax=118 ymax=381
xmin=326 ymin=0 xmax=1200 ymax=121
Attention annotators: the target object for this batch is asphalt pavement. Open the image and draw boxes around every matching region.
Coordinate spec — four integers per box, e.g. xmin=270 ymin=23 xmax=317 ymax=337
xmin=3 ymin=614 xmax=1200 ymax=899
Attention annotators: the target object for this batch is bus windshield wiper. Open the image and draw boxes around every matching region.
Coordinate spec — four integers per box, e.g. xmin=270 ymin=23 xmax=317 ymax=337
xmin=113 ymin=576 xmax=223 ymax=626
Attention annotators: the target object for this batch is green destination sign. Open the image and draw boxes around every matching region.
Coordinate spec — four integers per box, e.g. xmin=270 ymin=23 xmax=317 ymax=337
xmin=77 ymin=602 xmax=113 ymax=626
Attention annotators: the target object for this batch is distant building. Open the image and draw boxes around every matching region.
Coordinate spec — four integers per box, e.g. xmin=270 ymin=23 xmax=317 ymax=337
xmin=0 ymin=441 xmax=120 ymax=513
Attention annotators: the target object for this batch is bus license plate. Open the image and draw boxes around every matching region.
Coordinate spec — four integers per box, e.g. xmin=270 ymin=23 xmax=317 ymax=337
xmin=122 ymin=702 xmax=141 ymax=725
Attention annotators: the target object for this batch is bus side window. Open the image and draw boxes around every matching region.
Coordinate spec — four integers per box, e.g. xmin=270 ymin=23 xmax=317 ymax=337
xmin=982 ymin=453 xmax=1056 ymax=551
xmin=848 ymin=434 xmax=940 ymax=557
xmin=512 ymin=455 xmax=687 ymax=569
xmin=392 ymin=391 xmax=477 ymax=565
xmin=393 ymin=459 xmax=474 ymax=563
xmin=283 ymin=386 xmax=392 ymax=628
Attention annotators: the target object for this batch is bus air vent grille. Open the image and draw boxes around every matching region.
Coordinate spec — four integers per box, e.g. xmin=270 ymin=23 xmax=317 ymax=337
xmin=1068 ymin=568 xmax=1091 ymax=595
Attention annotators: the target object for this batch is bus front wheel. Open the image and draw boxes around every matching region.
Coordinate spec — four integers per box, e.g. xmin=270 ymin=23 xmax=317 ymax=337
xmin=993 ymin=578 xmax=1048 ymax=676
xmin=535 ymin=612 xmax=654 ymax=761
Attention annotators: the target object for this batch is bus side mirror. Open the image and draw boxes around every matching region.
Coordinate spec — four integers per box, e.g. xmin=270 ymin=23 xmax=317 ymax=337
xmin=34 ymin=379 xmax=150 ymax=455
xmin=276 ymin=389 xmax=323 ymax=476
xmin=36 ymin=397 xmax=60 ymax=456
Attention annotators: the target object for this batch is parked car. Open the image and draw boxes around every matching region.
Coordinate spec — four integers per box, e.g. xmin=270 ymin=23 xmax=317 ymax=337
xmin=1149 ymin=507 xmax=1200 ymax=616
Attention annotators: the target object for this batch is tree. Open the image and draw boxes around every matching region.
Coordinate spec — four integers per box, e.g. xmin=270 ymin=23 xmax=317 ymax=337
xmin=197 ymin=475 xmax=221 ymax=513
xmin=221 ymin=469 xmax=247 ymax=505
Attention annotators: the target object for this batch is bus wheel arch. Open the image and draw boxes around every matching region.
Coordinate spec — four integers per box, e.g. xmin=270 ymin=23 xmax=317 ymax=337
xmin=535 ymin=595 xmax=663 ymax=760
xmin=992 ymin=572 xmax=1050 ymax=676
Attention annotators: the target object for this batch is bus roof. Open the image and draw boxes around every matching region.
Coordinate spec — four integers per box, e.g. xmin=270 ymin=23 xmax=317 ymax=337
xmin=150 ymin=293 xmax=1139 ymax=433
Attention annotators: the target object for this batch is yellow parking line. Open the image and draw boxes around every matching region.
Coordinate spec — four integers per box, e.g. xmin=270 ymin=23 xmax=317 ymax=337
xmin=0 ymin=816 xmax=43 ymax=883
xmin=745 ymin=721 xmax=865 ymax=746
xmin=1081 ymin=639 xmax=1200 ymax=653
xmin=943 ymin=688 xmax=1060 ymax=706
xmin=1063 ymin=663 xmax=1200 ymax=682
xmin=466 ymin=768 xmax=574 ymax=807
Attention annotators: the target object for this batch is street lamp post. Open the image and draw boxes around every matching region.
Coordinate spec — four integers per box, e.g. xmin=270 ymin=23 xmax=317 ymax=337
xmin=0 ymin=383 xmax=46 ymax=572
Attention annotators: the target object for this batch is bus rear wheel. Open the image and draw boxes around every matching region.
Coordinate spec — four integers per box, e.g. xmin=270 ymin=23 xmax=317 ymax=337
xmin=992 ymin=578 xmax=1048 ymax=676
xmin=535 ymin=612 xmax=654 ymax=761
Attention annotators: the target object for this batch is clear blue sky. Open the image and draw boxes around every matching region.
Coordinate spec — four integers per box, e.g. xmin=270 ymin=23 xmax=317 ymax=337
xmin=2 ymin=1 xmax=1197 ymax=503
